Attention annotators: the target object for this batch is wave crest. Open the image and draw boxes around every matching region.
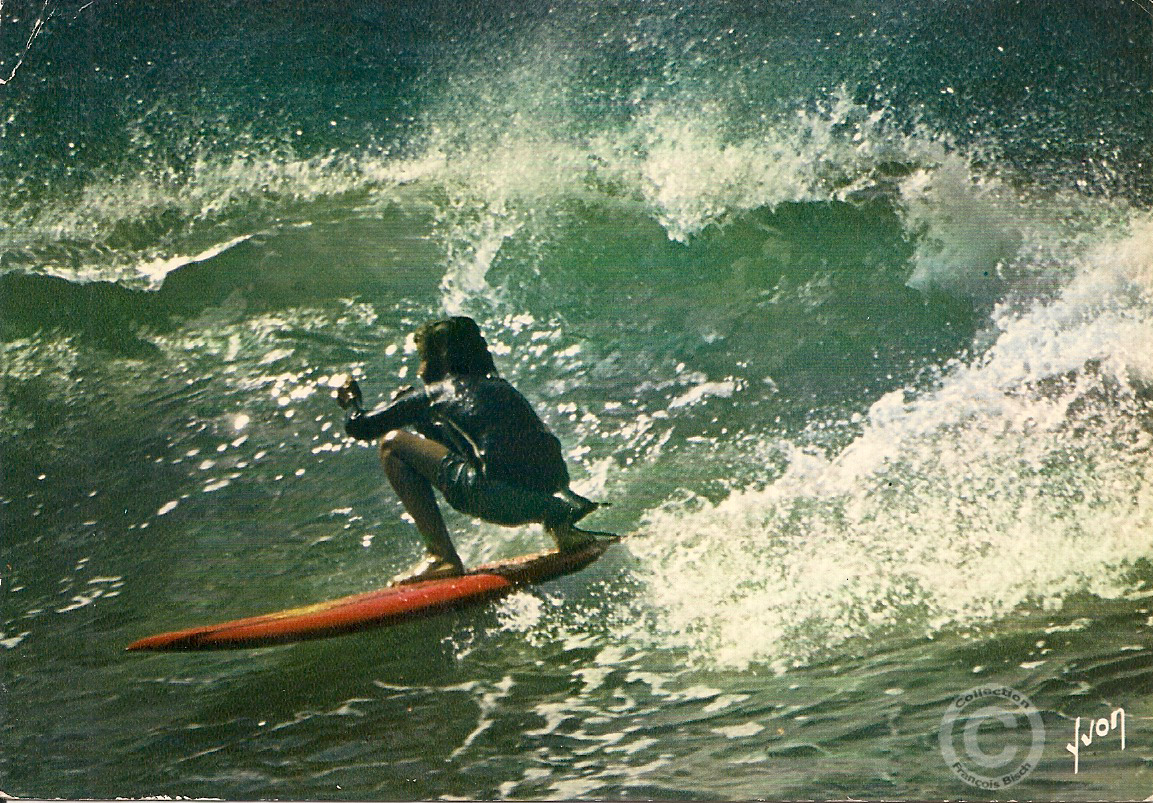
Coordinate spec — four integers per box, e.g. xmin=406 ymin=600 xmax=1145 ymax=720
xmin=630 ymin=215 xmax=1153 ymax=671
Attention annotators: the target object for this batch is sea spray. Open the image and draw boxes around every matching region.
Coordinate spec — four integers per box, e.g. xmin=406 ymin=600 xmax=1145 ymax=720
xmin=630 ymin=217 xmax=1153 ymax=670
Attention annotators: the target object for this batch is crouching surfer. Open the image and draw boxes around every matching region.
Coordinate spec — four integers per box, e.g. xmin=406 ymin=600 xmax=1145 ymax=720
xmin=336 ymin=316 xmax=608 ymax=584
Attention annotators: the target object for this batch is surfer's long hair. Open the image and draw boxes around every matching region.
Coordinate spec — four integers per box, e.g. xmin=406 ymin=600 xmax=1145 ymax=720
xmin=414 ymin=316 xmax=499 ymax=382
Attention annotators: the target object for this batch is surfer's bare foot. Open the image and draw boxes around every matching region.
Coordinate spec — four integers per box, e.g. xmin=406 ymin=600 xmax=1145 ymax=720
xmin=543 ymin=489 xmax=615 ymax=552
xmin=392 ymin=555 xmax=464 ymax=585
xmin=545 ymin=523 xmax=601 ymax=553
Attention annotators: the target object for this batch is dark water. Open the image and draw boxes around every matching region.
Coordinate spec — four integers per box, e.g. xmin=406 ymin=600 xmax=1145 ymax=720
xmin=2 ymin=1 xmax=1152 ymax=799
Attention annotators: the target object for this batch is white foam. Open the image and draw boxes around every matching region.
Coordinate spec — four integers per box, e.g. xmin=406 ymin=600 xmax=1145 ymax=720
xmin=494 ymin=591 xmax=546 ymax=632
xmin=133 ymin=233 xmax=255 ymax=288
xmin=394 ymin=85 xmax=984 ymax=309
xmin=4 ymin=144 xmax=438 ymax=289
xmin=0 ymin=631 xmax=30 ymax=649
xmin=712 ymin=721 xmax=764 ymax=739
xmin=630 ymin=214 xmax=1153 ymax=670
xmin=669 ymin=379 xmax=738 ymax=410
xmin=9 ymin=81 xmax=1022 ymax=312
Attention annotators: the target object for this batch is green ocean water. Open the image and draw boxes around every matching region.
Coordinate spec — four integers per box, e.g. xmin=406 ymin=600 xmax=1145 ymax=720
xmin=2 ymin=1 xmax=1152 ymax=799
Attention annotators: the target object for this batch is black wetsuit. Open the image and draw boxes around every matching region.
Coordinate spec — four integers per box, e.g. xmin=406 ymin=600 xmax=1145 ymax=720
xmin=345 ymin=374 xmax=575 ymax=525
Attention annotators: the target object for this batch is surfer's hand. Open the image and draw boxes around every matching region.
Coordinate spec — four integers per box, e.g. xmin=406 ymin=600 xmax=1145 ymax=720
xmin=336 ymin=378 xmax=362 ymax=410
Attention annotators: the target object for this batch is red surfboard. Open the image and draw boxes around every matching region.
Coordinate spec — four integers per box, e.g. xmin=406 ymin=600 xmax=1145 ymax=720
xmin=126 ymin=538 xmax=618 ymax=651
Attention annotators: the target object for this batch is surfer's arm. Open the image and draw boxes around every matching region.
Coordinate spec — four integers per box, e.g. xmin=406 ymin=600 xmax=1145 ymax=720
xmin=344 ymin=386 xmax=427 ymax=441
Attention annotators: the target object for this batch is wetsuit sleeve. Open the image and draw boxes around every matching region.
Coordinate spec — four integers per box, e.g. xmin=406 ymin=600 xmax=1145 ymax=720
xmin=344 ymin=387 xmax=428 ymax=441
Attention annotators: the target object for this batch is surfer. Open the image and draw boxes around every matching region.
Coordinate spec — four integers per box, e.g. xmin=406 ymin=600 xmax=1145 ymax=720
xmin=336 ymin=316 xmax=605 ymax=584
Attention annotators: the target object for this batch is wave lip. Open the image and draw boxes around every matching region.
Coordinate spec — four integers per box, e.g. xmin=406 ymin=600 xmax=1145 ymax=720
xmin=0 ymin=147 xmax=413 ymax=289
xmin=130 ymin=234 xmax=258 ymax=289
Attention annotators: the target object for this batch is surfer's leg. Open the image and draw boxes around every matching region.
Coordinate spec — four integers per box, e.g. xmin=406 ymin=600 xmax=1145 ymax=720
xmin=379 ymin=430 xmax=464 ymax=580
xmin=391 ymin=440 xmax=609 ymax=555
xmin=439 ymin=470 xmax=605 ymax=552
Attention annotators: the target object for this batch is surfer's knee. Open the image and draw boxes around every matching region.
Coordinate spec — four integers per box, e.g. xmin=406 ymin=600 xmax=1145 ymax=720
xmin=378 ymin=430 xmax=450 ymax=483
xmin=378 ymin=429 xmax=404 ymax=463
xmin=379 ymin=432 xmax=419 ymax=489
